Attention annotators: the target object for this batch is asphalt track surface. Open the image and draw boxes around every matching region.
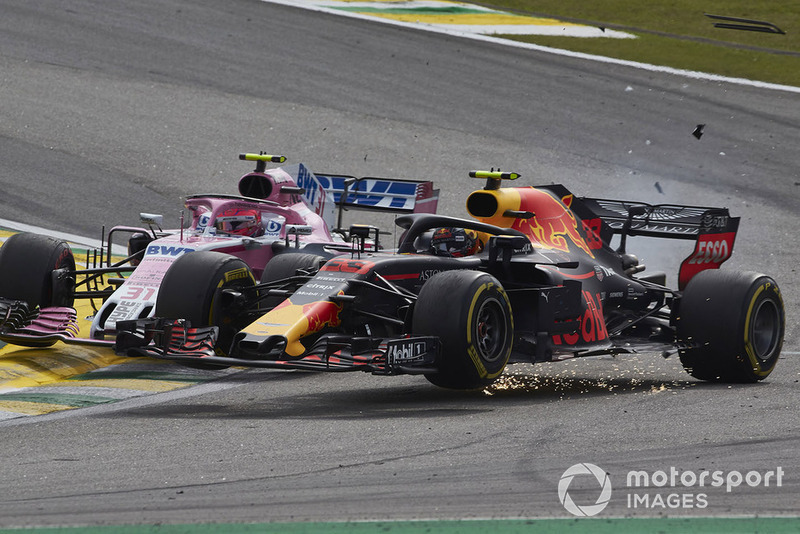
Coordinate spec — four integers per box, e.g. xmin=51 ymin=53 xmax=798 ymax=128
xmin=0 ymin=0 xmax=799 ymax=528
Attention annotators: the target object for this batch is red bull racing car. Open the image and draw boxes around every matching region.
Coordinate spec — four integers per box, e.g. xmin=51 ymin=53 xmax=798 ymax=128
xmin=111 ymin=171 xmax=784 ymax=389
xmin=0 ymin=152 xmax=438 ymax=347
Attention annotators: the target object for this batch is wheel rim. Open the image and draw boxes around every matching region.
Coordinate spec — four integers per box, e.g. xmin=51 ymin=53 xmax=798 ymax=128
xmin=212 ymin=279 xmax=253 ymax=330
xmin=209 ymin=270 xmax=257 ymax=355
xmin=474 ymin=297 xmax=507 ymax=362
xmin=751 ymin=299 xmax=780 ymax=360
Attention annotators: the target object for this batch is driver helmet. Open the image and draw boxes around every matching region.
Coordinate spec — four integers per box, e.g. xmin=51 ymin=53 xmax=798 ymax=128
xmin=430 ymin=227 xmax=482 ymax=257
xmin=215 ymin=208 xmax=264 ymax=237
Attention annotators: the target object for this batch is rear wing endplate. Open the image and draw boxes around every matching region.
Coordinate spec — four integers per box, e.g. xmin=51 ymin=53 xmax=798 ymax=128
xmin=285 ymin=164 xmax=439 ymax=230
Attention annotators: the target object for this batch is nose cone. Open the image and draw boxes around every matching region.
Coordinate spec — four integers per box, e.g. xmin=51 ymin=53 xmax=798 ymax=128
xmin=236 ymin=298 xmax=343 ymax=359
xmin=234 ymin=331 xmax=289 ymax=359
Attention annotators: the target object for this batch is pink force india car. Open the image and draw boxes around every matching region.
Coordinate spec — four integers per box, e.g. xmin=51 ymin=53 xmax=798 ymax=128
xmin=0 ymin=152 xmax=438 ymax=348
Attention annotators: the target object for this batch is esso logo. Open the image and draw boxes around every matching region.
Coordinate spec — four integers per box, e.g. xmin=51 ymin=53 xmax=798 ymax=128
xmin=688 ymin=239 xmax=730 ymax=265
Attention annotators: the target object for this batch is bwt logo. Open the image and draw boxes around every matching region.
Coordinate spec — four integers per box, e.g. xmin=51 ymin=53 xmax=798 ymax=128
xmin=146 ymin=245 xmax=194 ymax=257
xmin=296 ymin=164 xmax=324 ymax=207
xmin=558 ymin=463 xmax=612 ymax=517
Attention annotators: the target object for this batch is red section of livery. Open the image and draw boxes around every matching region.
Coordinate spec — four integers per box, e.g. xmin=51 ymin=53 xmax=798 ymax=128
xmin=302 ymin=300 xmax=343 ymax=333
xmin=512 ymin=189 xmax=595 ymax=258
xmin=321 ymin=258 xmax=375 ymax=275
xmin=679 ymin=231 xmax=737 ymax=290
xmin=414 ymin=182 xmax=439 ymax=214
xmin=552 ymin=291 xmax=607 ymax=346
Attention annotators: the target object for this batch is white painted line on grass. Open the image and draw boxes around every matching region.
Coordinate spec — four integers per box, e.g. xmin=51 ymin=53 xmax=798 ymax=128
xmin=265 ymin=0 xmax=800 ymax=94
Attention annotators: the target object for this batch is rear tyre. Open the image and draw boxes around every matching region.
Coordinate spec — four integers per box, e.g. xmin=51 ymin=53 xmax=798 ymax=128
xmin=414 ymin=270 xmax=513 ymax=390
xmin=156 ymin=251 xmax=257 ymax=366
xmin=0 ymin=232 xmax=75 ymax=308
xmin=677 ymin=270 xmax=784 ymax=382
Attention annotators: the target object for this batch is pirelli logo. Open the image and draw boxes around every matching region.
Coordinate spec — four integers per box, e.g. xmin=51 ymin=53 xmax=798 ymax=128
xmin=224 ymin=268 xmax=252 ymax=283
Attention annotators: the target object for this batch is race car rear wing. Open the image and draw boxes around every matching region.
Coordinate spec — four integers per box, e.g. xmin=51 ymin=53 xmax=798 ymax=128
xmin=286 ymin=163 xmax=439 ymax=230
xmin=237 ymin=155 xmax=439 ymax=225
xmin=573 ymin=195 xmax=740 ymax=289
xmin=577 ymin=197 xmax=738 ymax=241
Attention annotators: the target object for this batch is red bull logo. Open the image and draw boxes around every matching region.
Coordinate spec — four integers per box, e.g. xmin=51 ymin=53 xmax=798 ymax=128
xmin=552 ymin=291 xmax=607 ymax=346
xmin=513 ymin=189 xmax=595 ymax=258
xmin=242 ymin=296 xmax=343 ymax=358
xmin=301 ymin=299 xmax=343 ymax=334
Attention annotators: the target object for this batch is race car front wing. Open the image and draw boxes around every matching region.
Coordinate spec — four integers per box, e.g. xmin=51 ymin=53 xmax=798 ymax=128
xmin=115 ymin=318 xmax=441 ymax=375
xmin=0 ymin=298 xmax=80 ymax=347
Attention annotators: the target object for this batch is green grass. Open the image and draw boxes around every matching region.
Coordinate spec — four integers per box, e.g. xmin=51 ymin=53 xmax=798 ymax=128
xmin=480 ymin=1 xmax=800 ymax=87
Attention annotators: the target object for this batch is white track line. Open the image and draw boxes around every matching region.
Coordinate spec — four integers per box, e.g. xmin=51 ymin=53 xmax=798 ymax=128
xmin=0 ymin=217 xmax=131 ymax=256
xmin=265 ymin=0 xmax=800 ymax=94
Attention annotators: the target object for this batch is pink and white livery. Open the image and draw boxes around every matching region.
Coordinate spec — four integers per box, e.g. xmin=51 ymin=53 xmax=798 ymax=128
xmin=0 ymin=152 xmax=439 ymax=347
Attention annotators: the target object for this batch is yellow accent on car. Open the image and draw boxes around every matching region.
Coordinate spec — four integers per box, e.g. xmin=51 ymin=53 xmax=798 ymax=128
xmin=240 ymin=304 xmax=309 ymax=358
xmin=469 ymin=170 xmax=520 ymax=181
xmin=239 ymin=153 xmax=287 ymax=163
xmin=465 ymin=281 xmax=507 ymax=380
xmin=743 ymin=284 xmax=771 ymax=377
xmin=224 ymin=267 xmax=253 ymax=283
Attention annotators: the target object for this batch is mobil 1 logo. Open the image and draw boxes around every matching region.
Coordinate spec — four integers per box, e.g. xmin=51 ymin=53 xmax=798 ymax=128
xmin=386 ymin=337 xmax=438 ymax=365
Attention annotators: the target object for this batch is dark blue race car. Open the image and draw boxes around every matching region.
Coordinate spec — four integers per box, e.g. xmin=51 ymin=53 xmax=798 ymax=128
xmin=116 ymin=170 xmax=785 ymax=390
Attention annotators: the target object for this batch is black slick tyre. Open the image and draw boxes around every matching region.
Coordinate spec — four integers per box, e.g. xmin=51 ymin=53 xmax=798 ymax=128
xmin=260 ymin=253 xmax=325 ymax=309
xmin=156 ymin=251 xmax=256 ymax=364
xmin=260 ymin=253 xmax=324 ymax=284
xmin=413 ymin=270 xmax=513 ymax=389
xmin=677 ymin=270 xmax=784 ymax=382
xmin=0 ymin=232 xmax=75 ymax=308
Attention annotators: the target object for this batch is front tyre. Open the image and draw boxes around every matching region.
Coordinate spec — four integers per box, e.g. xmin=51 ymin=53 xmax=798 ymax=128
xmin=0 ymin=232 xmax=75 ymax=308
xmin=414 ymin=270 xmax=513 ymax=390
xmin=260 ymin=253 xmax=325 ymax=310
xmin=677 ymin=270 xmax=784 ymax=382
xmin=156 ymin=251 xmax=257 ymax=365
xmin=260 ymin=253 xmax=324 ymax=284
